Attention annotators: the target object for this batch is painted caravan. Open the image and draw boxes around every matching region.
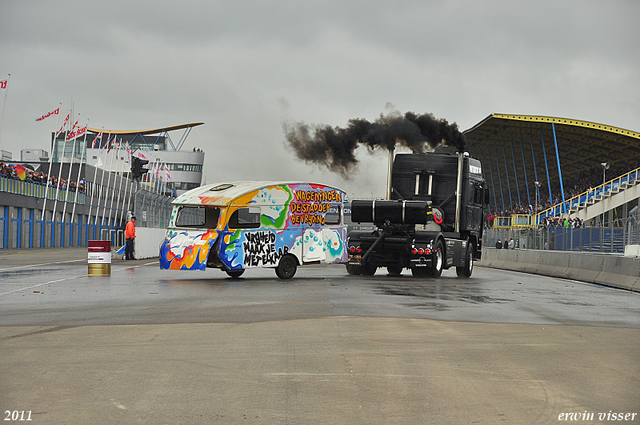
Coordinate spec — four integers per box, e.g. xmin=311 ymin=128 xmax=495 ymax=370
xmin=159 ymin=182 xmax=348 ymax=279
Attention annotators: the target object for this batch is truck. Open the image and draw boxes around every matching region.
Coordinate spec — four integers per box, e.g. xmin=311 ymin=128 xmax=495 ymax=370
xmin=346 ymin=147 xmax=489 ymax=278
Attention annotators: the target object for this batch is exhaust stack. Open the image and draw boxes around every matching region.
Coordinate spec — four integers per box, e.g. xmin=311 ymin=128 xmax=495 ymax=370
xmin=386 ymin=148 xmax=394 ymax=200
xmin=454 ymin=152 xmax=464 ymax=233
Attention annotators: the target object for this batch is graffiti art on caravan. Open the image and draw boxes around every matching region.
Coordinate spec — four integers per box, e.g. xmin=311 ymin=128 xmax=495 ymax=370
xmin=159 ymin=182 xmax=347 ymax=279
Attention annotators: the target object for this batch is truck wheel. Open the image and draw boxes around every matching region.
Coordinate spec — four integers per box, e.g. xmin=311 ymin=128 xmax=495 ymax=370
xmin=362 ymin=264 xmax=377 ymax=276
xmin=387 ymin=266 xmax=403 ymax=276
xmin=456 ymin=243 xmax=474 ymax=278
xmin=346 ymin=264 xmax=363 ymax=275
xmin=276 ymin=255 xmax=297 ymax=279
xmin=431 ymin=239 xmax=444 ymax=278
xmin=225 ymin=269 xmax=245 ymax=278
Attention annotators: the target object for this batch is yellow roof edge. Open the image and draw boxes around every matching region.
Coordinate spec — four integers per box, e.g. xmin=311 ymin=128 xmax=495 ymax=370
xmin=87 ymin=122 xmax=204 ymax=135
xmin=492 ymin=114 xmax=640 ymax=139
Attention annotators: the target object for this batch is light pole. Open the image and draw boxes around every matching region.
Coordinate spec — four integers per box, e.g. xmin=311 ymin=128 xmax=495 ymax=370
xmin=601 ymin=162 xmax=610 ymax=227
xmin=534 ymin=181 xmax=541 ymax=221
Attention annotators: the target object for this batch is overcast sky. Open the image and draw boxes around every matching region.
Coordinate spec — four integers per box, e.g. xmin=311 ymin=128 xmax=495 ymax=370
xmin=1 ymin=0 xmax=638 ymax=198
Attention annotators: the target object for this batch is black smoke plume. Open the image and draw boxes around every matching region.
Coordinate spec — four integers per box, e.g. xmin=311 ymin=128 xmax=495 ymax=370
xmin=283 ymin=111 xmax=466 ymax=178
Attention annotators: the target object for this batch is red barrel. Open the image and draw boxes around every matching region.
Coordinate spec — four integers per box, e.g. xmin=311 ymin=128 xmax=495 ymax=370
xmin=88 ymin=240 xmax=111 ymax=276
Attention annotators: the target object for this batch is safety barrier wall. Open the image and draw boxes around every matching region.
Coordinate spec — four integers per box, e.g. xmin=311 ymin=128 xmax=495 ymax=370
xmin=0 ymin=176 xmax=87 ymax=204
xmin=478 ymin=248 xmax=639 ymax=293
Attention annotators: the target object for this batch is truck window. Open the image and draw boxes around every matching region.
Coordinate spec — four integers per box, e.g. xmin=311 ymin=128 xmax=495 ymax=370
xmin=175 ymin=206 xmax=220 ymax=228
xmin=325 ymin=206 xmax=341 ymax=225
xmin=229 ymin=207 xmax=261 ymax=229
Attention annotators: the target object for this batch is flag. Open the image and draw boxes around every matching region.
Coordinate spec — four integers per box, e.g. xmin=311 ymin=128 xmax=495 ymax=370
xmin=75 ymin=124 xmax=87 ymax=140
xmin=55 ymin=113 xmax=70 ymax=138
xmin=66 ymin=120 xmax=79 ymax=140
xmin=125 ymin=144 xmax=132 ymax=163
xmin=92 ymin=131 xmax=102 ymax=149
xmin=134 ymin=150 xmax=148 ymax=160
xmin=35 ymin=107 xmax=60 ymax=122
xmin=0 ymin=79 xmax=7 ymax=91
xmin=13 ymin=164 xmax=26 ymax=181
xmin=107 ymin=137 xmax=117 ymax=153
xmin=164 ymin=165 xmax=171 ymax=182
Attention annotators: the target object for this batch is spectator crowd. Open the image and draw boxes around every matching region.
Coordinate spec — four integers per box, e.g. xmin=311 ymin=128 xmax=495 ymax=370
xmin=0 ymin=162 xmax=86 ymax=193
xmin=491 ymin=162 xmax=636 ymax=218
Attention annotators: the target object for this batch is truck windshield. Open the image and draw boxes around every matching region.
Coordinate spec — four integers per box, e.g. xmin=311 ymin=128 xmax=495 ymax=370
xmin=175 ymin=206 xmax=221 ymax=229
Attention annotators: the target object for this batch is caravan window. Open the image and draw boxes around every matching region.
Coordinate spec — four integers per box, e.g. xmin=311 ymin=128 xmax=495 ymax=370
xmin=175 ymin=206 xmax=220 ymax=228
xmin=325 ymin=206 xmax=341 ymax=225
xmin=229 ymin=207 xmax=261 ymax=229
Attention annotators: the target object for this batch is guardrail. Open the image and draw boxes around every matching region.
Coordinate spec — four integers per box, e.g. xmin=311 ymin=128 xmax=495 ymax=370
xmin=0 ymin=175 xmax=87 ymax=204
xmin=537 ymin=167 xmax=640 ymax=219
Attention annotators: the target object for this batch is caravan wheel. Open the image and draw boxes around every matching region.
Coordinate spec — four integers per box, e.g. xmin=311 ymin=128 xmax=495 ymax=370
xmin=276 ymin=255 xmax=298 ymax=279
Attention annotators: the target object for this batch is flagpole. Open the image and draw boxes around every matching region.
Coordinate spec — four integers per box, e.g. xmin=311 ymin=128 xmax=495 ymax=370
xmin=87 ymin=127 xmax=103 ymax=239
xmin=101 ymin=135 xmax=116 ymax=234
xmin=50 ymin=109 xmax=72 ymax=246
xmin=70 ymin=118 xmax=89 ymax=227
xmin=96 ymin=132 xmax=111 ymax=232
xmin=0 ymin=73 xmax=11 ymax=152
xmin=61 ymin=113 xmax=80 ymax=246
xmin=41 ymin=103 xmax=62 ymax=221
xmin=107 ymin=139 xmax=122 ymax=230
xmin=111 ymin=140 xmax=125 ymax=230
xmin=115 ymin=142 xmax=130 ymax=226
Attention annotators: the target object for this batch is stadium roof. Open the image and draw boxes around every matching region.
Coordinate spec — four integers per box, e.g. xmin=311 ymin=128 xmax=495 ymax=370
xmin=87 ymin=122 xmax=204 ymax=135
xmin=463 ymin=114 xmax=640 ymax=207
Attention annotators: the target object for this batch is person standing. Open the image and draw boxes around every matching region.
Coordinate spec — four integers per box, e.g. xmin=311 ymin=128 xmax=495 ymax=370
xmin=125 ymin=216 xmax=136 ymax=260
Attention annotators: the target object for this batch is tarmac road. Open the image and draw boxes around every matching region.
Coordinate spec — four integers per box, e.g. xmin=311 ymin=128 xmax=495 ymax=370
xmin=0 ymin=247 xmax=639 ymax=424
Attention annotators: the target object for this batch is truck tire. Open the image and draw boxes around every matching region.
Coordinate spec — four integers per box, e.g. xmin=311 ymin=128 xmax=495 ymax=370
xmin=276 ymin=255 xmax=297 ymax=279
xmin=387 ymin=266 xmax=403 ymax=276
xmin=346 ymin=264 xmax=363 ymax=275
xmin=456 ymin=242 xmax=474 ymax=278
xmin=431 ymin=239 xmax=444 ymax=278
xmin=362 ymin=264 xmax=377 ymax=276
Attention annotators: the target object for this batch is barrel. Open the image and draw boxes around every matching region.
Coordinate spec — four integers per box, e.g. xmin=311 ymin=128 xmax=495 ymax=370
xmin=88 ymin=240 xmax=111 ymax=276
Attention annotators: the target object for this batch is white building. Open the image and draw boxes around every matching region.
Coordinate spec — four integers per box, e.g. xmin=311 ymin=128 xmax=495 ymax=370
xmin=54 ymin=122 xmax=204 ymax=196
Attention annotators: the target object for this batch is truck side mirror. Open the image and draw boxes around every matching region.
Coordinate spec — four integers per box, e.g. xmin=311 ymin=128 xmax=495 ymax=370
xmin=484 ymin=187 xmax=490 ymax=205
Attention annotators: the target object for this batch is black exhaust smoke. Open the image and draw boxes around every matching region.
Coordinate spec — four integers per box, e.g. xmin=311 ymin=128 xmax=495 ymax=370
xmin=283 ymin=111 xmax=466 ymax=178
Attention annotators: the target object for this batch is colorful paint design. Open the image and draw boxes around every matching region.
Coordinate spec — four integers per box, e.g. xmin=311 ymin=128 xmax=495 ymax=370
xmin=160 ymin=183 xmax=347 ymax=271
xmin=159 ymin=229 xmax=218 ymax=270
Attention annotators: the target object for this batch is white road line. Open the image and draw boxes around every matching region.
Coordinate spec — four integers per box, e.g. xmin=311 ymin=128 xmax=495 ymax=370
xmin=0 ymin=261 xmax=157 ymax=297
xmin=0 ymin=258 xmax=86 ymax=272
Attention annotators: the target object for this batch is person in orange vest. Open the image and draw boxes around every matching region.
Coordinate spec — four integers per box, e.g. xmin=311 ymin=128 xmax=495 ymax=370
xmin=125 ymin=216 xmax=136 ymax=260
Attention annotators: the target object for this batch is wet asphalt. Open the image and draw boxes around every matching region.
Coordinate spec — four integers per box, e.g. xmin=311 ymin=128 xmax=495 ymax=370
xmin=0 ymin=248 xmax=639 ymax=424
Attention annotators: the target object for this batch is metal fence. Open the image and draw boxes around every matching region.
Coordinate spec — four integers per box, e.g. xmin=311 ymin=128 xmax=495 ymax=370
xmin=134 ymin=187 xmax=173 ymax=229
xmin=485 ymin=224 xmax=634 ymax=254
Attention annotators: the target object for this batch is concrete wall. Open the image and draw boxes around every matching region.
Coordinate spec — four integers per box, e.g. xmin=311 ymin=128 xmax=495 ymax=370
xmin=479 ymin=249 xmax=639 ymax=293
xmin=113 ymin=227 xmax=166 ymax=260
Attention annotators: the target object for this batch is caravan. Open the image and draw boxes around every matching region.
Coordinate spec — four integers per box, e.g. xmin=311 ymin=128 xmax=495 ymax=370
xmin=159 ymin=182 xmax=347 ymax=279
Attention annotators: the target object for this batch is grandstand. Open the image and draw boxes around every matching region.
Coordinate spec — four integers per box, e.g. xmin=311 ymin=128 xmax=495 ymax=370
xmin=464 ymin=114 xmax=640 ymax=228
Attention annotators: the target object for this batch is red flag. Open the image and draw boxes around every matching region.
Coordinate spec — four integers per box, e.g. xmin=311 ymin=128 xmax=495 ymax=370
xmin=107 ymin=137 xmax=116 ymax=153
xmin=55 ymin=113 xmax=70 ymax=138
xmin=65 ymin=120 xmax=79 ymax=140
xmin=135 ymin=150 xmax=148 ymax=160
xmin=35 ymin=107 xmax=60 ymax=122
xmin=92 ymin=131 xmax=103 ymax=149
